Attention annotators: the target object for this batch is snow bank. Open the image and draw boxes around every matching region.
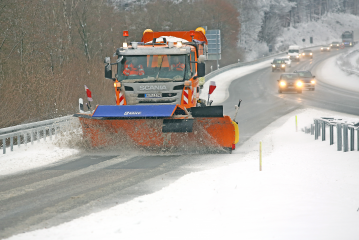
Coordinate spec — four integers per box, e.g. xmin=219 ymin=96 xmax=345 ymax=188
xmin=316 ymin=55 xmax=359 ymax=93
xmin=7 ymin=108 xmax=359 ymax=240
xmin=0 ymin=137 xmax=79 ymax=176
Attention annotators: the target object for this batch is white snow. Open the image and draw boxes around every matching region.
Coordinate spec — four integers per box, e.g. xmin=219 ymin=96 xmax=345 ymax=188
xmin=316 ymin=54 xmax=359 ymax=93
xmin=7 ymin=107 xmax=359 ymax=240
xmin=0 ymin=138 xmax=79 ymax=176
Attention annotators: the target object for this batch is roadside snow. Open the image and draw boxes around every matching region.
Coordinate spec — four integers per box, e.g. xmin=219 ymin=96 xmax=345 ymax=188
xmin=316 ymin=55 xmax=359 ymax=93
xmin=7 ymin=108 xmax=359 ymax=240
xmin=0 ymin=140 xmax=79 ymax=176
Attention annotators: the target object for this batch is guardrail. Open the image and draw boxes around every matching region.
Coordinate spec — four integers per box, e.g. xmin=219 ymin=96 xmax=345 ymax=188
xmin=1 ymin=116 xmax=78 ymax=154
xmin=205 ymin=44 xmax=323 ymax=81
xmin=303 ymin=118 xmax=359 ymax=152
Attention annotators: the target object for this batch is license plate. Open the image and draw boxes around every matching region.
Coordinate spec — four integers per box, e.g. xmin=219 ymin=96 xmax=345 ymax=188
xmin=145 ymin=93 xmax=161 ymax=98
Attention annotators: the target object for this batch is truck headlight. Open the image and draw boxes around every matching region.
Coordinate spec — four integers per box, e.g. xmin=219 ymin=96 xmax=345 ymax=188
xmin=280 ymin=81 xmax=286 ymax=87
xmin=272 ymin=65 xmax=275 ymax=67
xmin=310 ymin=53 xmax=312 ymax=55
xmin=321 ymin=48 xmax=323 ymax=50
xmin=350 ymin=43 xmax=352 ymax=46
xmin=311 ymin=80 xmax=316 ymax=84
xmin=302 ymin=53 xmax=305 ymax=55
xmin=296 ymin=81 xmax=303 ymax=87
xmin=337 ymin=44 xmax=339 ymax=46
xmin=327 ymin=48 xmax=330 ymax=50
xmin=330 ymin=44 xmax=333 ymax=46
xmin=296 ymin=56 xmax=299 ymax=58
xmin=281 ymin=64 xmax=285 ymax=68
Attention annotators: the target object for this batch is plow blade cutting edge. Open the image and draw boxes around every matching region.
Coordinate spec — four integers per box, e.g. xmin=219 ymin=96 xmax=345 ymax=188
xmin=75 ymin=105 xmax=239 ymax=152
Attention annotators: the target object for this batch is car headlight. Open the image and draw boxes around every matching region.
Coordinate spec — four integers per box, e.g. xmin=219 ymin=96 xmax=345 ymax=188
xmin=327 ymin=48 xmax=329 ymax=50
xmin=281 ymin=64 xmax=285 ymax=68
xmin=302 ymin=53 xmax=305 ymax=55
xmin=272 ymin=65 xmax=275 ymax=67
xmin=311 ymin=80 xmax=316 ymax=84
xmin=296 ymin=81 xmax=303 ymax=87
xmin=280 ymin=81 xmax=286 ymax=87
xmin=350 ymin=43 xmax=352 ymax=46
xmin=321 ymin=48 xmax=323 ymax=49
xmin=330 ymin=44 xmax=333 ymax=46
xmin=337 ymin=44 xmax=339 ymax=46
xmin=296 ymin=56 xmax=299 ymax=58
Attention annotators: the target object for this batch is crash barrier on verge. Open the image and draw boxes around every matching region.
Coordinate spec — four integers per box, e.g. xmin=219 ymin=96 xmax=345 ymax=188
xmin=205 ymin=45 xmax=323 ymax=82
xmin=0 ymin=116 xmax=78 ymax=154
xmin=303 ymin=118 xmax=359 ymax=152
xmin=336 ymin=49 xmax=359 ymax=76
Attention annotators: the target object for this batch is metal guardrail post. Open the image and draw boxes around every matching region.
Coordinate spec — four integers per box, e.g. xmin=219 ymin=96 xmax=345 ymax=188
xmin=357 ymin=128 xmax=359 ymax=151
xmin=18 ymin=133 xmax=21 ymax=148
xmin=49 ymin=127 xmax=52 ymax=140
xmin=318 ymin=122 xmax=321 ymax=137
xmin=350 ymin=127 xmax=354 ymax=151
xmin=322 ymin=121 xmax=326 ymax=141
xmin=10 ymin=135 xmax=13 ymax=151
xmin=343 ymin=124 xmax=348 ymax=152
xmin=31 ymin=130 xmax=34 ymax=145
xmin=44 ymin=127 xmax=47 ymax=141
xmin=314 ymin=120 xmax=319 ymax=140
xmin=311 ymin=124 xmax=314 ymax=135
xmin=330 ymin=124 xmax=334 ymax=145
xmin=24 ymin=132 xmax=28 ymax=146
xmin=37 ymin=128 xmax=40 ymax=143
xmin=2 ymin=138 xmax=5 ymax=154
xmin=337 ymin=124 xmax=342 ymax=151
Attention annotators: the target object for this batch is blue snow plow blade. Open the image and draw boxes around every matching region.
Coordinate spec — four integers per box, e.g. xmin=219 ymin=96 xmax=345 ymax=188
xmin=92 ymin=105 xmax=178 ymax=118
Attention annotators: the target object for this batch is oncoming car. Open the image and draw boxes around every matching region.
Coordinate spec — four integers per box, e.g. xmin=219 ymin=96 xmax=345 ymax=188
xmin=301 ymin=50 xmax=313 ymax=59
xmin=271 ymin=59 xmax=286 ymax=72
xmin=294 ymin=70 xmax=316 ymax=91
xmin=320 ymin=45 xmax=331 ymax=52
xmin=330 ymin=42 xmax=341 ymax=49
xmin=278 ymin=73 xmax=303 ymax=93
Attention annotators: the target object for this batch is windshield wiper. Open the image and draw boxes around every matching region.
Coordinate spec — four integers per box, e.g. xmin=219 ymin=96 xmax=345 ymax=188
xmin=155 ymin=58 xmax=164 ymax=82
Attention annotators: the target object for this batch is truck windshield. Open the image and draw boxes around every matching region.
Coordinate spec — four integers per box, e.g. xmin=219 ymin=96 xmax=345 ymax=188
xmin=288 ymin=49 xmax=299 ymax=53
xmin=117 ymin=55 xmax=191 ymax=82
xmin=342 ymin=33 xmax=352 ymax=38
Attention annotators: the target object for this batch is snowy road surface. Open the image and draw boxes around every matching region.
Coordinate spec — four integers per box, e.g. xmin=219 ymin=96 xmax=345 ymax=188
xmin=1 ymin=47 xmax=359 ymax=239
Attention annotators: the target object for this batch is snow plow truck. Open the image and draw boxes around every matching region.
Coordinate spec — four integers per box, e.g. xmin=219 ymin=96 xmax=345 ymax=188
xmin=75 ymin=28 xmax=240 ymax=153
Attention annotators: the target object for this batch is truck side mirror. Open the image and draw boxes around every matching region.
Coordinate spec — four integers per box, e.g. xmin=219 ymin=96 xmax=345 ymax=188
xmin=197 ymin=63 xmax=205 ymax=77
xmin=198 ymin=55 xmax=206 ymax=63
xmin=105 ymin=64 xmax=112 ymax=79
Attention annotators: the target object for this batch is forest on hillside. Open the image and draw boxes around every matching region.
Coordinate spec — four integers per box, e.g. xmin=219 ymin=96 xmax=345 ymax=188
xmin=0 ymin=0 xmax=357 ymax=128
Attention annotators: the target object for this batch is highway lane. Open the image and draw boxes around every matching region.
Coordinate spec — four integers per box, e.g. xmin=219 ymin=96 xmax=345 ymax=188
xmin=1 ymin=47 xmax=358 ymax=239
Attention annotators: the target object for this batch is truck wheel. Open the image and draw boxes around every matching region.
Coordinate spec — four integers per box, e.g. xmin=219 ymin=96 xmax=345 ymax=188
xmin=297 ymin=90 xmax=302 ymax=93
xmin=278 ymin=89 xmax=282 ymax=94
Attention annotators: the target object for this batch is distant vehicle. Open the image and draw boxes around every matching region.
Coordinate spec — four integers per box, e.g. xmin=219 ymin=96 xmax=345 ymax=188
xmin=320 ymin=45 xmax=331 ymax=52
xmin=287 ymin=45 xmax=300 ymax=62
xmin=301 ymin=49 xmax=313 ymax=59
xmin=294 ymin=70 xmax=316 ymax=91
xmin=280 ymin=57 xmax=292 ymax=67
xmin=341 ymin=31 xmax=354 ymax=47
xmin=330 ymin=42 xmax=341 ymax=49
xmin=271 ymin=59 xmax=286 ymax=72
xmin=277 ymin=73 xmax=303 ymax=93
